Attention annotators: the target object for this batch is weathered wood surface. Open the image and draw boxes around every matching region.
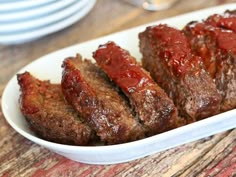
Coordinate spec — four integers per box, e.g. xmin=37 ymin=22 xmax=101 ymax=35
xmin=0 ymin=0 xmax=236 ymax=176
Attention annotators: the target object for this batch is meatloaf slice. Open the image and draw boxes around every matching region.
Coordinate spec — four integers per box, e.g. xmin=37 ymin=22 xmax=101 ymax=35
xmin=139 ymin=24 xmax=222 ymax=122
xmin=205 ymin=10 xmax=236 ymax=32
xmin=93 ymin=41 xmax=180 ymax=136
xmin=183 ymin=22 xmax=236 ymax=111
xmin=61 ymin=55 xmax=145 ymax=144
xmin=17 ymin=72 xmax=94 ymax=145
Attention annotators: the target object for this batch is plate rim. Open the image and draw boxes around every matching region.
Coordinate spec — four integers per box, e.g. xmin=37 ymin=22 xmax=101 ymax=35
xmin=0 ymin=0 xmax=96 ymax=44
xmin=0 ymin=0 xmax=90 ymax=33
xmin=0 ymin=0 xmax=57 ymax=12
xmin=0 ymin=0 xmax=78 ymax=22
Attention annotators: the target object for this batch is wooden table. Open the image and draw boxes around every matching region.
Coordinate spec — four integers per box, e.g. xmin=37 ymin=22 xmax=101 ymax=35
xmin=1 ymin=0 xmax=236 ymax=176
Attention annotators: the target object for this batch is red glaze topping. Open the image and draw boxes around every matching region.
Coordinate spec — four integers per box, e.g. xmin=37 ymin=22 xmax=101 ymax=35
xmin=217 ymin=31 xmax=236 ymax=54
xmin=187 ymin=22 xmax=236 ymax=55
xmin=93 ymin=41 xmax=155 ymax=94
xmin=206 ymin=13 xmax=236 ymax=32
xmin=148 ymin=24 xmax=202 ymax=77
xmin=184 ymin=22 xmax=236 ymax=77
xmin=184 ymin=23 xmax=217 ymax=78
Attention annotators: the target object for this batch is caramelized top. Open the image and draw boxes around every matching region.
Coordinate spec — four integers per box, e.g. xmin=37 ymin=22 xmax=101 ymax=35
xmin=93 ymin=41 xmax=155 ymax=94
xmin=206 ymin=10 xmax=236 ymax=32
xmin=146 ymin=24 xmax=202 ymax=77
xmin=186 ymin=22 xmax=236 ymax=55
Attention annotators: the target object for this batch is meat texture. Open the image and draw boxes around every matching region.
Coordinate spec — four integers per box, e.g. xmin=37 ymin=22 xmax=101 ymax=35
xmin=61 ymin=55 xmax=145 ymax=144
xmin=93 ymin=41 xmax=180 ymax=136
xmin=205 ymin=10 xmax=236 ymax=32
xmin=139 ymin=24 xmax=222 ymax=122
xmin=17 ymin=72 xmax=94 ymax=145
xmin=184 ymin=22 xmax=236 ymax=111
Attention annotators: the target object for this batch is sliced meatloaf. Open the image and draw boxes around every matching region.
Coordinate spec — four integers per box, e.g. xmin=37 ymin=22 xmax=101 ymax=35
xmin=139 ymin=24 xmax=222 ymax=122
xmin=93 ymin=41 xmax=180 ymax=136
xmin=184 ymin=22 xmax=236 ymax=111
xmin=17 ymin=72 xmax=94 ymax=145
xmin=61 ymin=54 xmax=145 ymax=144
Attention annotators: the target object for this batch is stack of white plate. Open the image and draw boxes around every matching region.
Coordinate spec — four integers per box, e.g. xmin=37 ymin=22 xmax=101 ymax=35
xmin=0 ymin=0 xmax=96 ymax=45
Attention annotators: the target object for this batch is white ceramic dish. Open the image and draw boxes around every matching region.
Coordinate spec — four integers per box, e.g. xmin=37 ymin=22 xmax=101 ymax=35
xmin=2 ymin=3 xmax=236 ymax=165
xmin=0 ymin=0 xmax=78 ymax=22
xmin=0 ymin=0 xmax=90 ymax=33
xmin=0 ymin=0 xmax=56 ymax=12
xmin=0 ymin=0 xmax=96 ymax=44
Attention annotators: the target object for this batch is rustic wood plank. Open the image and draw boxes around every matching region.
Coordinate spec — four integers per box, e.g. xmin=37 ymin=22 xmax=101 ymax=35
xmin=112 ymin=132 xmax=231 ymax=177
xmin=179 ymin=129 xmax=236 ymax=177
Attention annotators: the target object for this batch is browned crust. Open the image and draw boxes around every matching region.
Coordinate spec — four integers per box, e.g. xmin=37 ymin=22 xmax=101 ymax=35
xmin=139 ymin=25 xmax=222 ymax=122
xmin=183 ymin=22 xmax=236 ymax=111
xmin=93 ymin=41 xmax=180 ymax=135
xmin=61 ymin=55 xmax=145 ymax=144
xmin=17 ymin=72 xmax=94 ymax=145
